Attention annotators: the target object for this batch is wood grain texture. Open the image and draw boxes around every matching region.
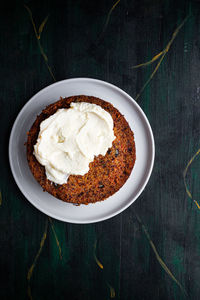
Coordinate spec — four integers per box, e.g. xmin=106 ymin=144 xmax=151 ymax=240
xmin=1 ymin=0 xmax=200 ymax=299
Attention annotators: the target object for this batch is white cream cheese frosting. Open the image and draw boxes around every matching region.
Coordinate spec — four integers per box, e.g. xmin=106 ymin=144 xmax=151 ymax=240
xmin=33 ymin=102 xmax=116 ymax=184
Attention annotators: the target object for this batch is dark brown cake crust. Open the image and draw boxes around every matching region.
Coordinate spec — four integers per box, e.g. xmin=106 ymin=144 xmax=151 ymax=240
xmin=26 ymin=95 xmax=136 ymax=204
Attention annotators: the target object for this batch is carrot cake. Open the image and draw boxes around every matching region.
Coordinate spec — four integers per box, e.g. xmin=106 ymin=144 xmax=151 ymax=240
xmin=26 ymin=95 xmax=136 ymax=204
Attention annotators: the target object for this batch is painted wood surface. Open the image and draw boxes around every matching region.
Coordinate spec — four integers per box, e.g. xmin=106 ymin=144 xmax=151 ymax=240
xmin=1 ymin=0 xmax=200 ymax=299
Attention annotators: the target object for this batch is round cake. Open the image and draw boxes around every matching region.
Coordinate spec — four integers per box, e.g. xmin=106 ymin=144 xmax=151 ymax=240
xmin=26 ymin=95 xmax=136 ymax=205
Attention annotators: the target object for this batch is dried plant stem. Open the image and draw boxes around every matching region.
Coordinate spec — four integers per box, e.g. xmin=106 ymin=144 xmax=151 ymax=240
xmin=37 ymin=40 xmax=56 ymax=81
xmin=38 ymin=15 xmax=49 ymax=39
xmin=135 ymin=213 xmax=188 ymax=297
xmin=94 ymin=239 xmax=116 ymax=298
xmin=27 ymin=219 xmax=48 ymax=300
xmin=24 ymin=5 xmax=38 ymax=39
xmin=135 ymin=54 xmax=165 ymax=101
xmin=48 ymin=217 xmax=62 ymax=260
xmin=103 ymin=0 xmax=121 ymax=33
xmin=107 ymin=282 xmax=116 ymax=298
xmin=131 ymin=51 xmax=164 ymax=69
xmin=25 ymin=6 xmax=64 ymax=299
xmin=94 ymin=239 xmax=104 ymax=269
xmin=24 ymin=5 xmax=56 ymax=82
xmin=98 ymin=0 xmax=121 ymax=41
xmin=134 ymin=14 xmax=190 ymax=100
xmin=183 ymin=148 xmax=200 ymax=209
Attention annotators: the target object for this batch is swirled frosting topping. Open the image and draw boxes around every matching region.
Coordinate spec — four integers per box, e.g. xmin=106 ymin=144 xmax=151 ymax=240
xmin=34 ymin=102 xmax=116 ymax=184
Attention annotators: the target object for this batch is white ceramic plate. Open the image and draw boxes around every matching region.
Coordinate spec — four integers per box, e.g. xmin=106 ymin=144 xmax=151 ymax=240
xmin=9 ymin=78 xmax=155 ymax=224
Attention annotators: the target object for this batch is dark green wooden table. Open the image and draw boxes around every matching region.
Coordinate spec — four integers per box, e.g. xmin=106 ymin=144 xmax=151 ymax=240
xmin=1 ymin=0 xmax=200 ymax=299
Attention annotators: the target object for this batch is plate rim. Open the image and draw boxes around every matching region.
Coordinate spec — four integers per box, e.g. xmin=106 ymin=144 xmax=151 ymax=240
xmin=9 ymin=77 xmax=155 ymax=224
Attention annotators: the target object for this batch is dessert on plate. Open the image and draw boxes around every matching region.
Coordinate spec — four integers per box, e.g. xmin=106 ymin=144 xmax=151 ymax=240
xmin=26 ymin=95 xmax=136 ymax=204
